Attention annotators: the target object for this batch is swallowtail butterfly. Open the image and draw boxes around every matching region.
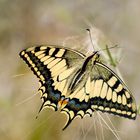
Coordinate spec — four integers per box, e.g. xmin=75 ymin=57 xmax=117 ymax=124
xmin=19 ymin=45 xmax=137 ymax=130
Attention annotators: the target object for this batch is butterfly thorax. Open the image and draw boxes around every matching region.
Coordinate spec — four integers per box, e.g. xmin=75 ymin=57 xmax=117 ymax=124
xmin=81 ymin=51 xmax=100 ymax=71
xmin=68 ymin=52 xmax=99 ymax=91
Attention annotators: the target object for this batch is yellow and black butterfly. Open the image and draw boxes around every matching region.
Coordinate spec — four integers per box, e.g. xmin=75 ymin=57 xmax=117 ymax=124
xmin=19 ymin=45 xmax=137 ymax=130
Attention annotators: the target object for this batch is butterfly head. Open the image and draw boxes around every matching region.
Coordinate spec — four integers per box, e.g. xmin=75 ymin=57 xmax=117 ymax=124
xmin=91 ymin=51 xmax=100 ymax=65
xmin=82 ymin=51 xmax=100 ymax=70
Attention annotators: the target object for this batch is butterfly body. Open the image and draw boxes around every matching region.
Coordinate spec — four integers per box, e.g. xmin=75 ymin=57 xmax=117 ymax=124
xmin=20 ymin=45 xmax=137 ymax=130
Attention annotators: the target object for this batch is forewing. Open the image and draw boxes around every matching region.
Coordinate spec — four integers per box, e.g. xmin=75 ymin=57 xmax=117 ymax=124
xmin=19 ymin=45 xmax=85 ymax=111
xmin=90 ymin=62 xmax=137 ymax=119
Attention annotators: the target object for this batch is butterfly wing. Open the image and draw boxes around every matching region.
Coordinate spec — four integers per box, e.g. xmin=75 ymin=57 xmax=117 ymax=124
xmin=19 ymin=45 xmax=86 ymax=111
xmin=61 ymin=58 xmax=137 ymax=130
xmin=90 ymin=62 xmax=137 ymax=118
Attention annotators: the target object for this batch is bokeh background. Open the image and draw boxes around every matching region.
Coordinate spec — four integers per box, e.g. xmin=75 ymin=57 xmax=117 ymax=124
xmin=0 ymin=0 xmax=140 ymax=140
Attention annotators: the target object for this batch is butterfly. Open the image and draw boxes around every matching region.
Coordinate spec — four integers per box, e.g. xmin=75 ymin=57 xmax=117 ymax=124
xmin=19 ymin=45 xmax=137 ymax=130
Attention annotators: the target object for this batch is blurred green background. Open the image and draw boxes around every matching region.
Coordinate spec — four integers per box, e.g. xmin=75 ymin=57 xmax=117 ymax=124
xmin=0 ymin=0 xmax=140 ymax=140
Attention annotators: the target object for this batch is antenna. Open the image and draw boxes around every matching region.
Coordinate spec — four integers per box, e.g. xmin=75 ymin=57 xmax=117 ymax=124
xmin=86 ymin=28 xmax=95 ymax=51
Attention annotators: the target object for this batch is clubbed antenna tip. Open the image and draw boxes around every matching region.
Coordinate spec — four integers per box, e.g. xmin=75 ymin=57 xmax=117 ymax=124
xmin=86 ymin=28 xmax=95 ymax=51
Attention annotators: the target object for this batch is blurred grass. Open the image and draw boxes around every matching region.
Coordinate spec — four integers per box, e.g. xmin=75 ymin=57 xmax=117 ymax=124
xmin=0 ymin=0 xmax=140 ymax=140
